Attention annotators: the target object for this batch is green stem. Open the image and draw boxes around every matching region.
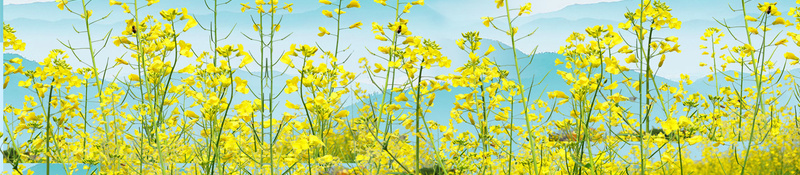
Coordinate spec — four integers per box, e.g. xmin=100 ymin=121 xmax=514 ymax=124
xmin=414 ymin=59 xmax=424 ymax=175
xmin=739 ymin=10 xmax=768 ymax=175
xmin=502 ymin=2 xmax=536 ymax=174
xmin=45 ymin=80 xmax=54 ymax=175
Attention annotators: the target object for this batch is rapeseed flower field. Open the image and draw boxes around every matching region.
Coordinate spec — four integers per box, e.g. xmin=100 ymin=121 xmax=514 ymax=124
xmin=3 ymin=0 xmax=800 ymax=174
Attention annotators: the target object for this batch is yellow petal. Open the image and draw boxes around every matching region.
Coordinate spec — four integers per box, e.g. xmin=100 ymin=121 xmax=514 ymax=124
xmin=375 ymin=35 xmax=388 ymax=41
xmin=625 ymin=54 xmax=637 ymax=63
xmin=481 ymin=17 xmax=493 ymax=27
xmin=745 ymin=15 xmax=757 ymax=21
xmin=239 ymin=54 xmax=253 ymax=68
xmin=747 ymin=27 xmax=758 ymax=34
xmin=286 ymin=100 xmax=301 ymax=109
xmin=484 ymin=45 xmax=495 ymax=56
xmin=547 ymin=90 xmax=569 ymax=99
xmin=349 ymin=21 xmax=363 ymax=29
xmin=322 ymin=10 xmax=333 ymax=18
xmin=334 ymin=110 xmax=349 ymax=118
xmin=786 ymin=52 xmax=799 ymax=61
xmin=183 ymin=17 xmax=198 ymax=32
xmin=318 ymin=27 xmax=330 ymax=37
xmin=128 ymin=74 xmax=141 ymax=81
xmin=395 ymin=93 xmax=408 ymax=102
xmin=661 ymin=119 xmax=678 ymax=135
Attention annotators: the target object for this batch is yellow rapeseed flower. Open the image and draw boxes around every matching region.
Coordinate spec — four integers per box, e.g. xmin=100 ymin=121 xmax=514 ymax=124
xmin=346 ymin=0 xmax=361 ymax=8
xmin=395 ymin=93 xmax=408 ymax=102
xmin=661 ymin=118 xmax=678 ymax=135
xmin=318 ymin=27 xmax=330 ymax=37
xmin=518 ymin=3 xmax=531 ymax=16
xmin=183 ymin=16 xmax=197 ymax=32
xmin=285 ymin=76 xmax=299 ymax=93
xmin=349 ymin=21 xmax=363 ymax=29
xmin=322 ymin=10 xmax=333 ymax=18
xmin=285 ymin=100 xmax=301 ymax=109
xmin=128 ymin=74 xmax=141 ymax=81
xmin=110 ymin=0 xmax=122 ymax=6
xmin=548 ymin=90 xmax=569 ymax=99
xmin=241 ymin=3 xmax=251 ymax=12
xmin=785 ymin=52 xmax=798 ymax=61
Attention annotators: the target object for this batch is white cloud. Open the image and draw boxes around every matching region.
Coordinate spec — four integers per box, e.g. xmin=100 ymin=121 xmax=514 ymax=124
xmin=4 ymin=0 xmax=54 ymax=5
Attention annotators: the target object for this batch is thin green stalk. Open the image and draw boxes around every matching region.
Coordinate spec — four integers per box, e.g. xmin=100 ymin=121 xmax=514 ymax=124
xmin=45 ymin=80 xmax=54 ymax=175
xmin=210 ymin=59 xmax=237 ymax=175
xmin=414 ymin=58 xmax=424 ymax=175
xmin=502 ymin=2 xmax=537 ymax=174
xmin=267 ymin=8 xmax=277 ymax=175
xmin=573 ymin=37 xmax=605 ymax=174
xmin=507 ymin=95 xmax=514 ymax=175
xmin=677 ymin=132 xmax=684 ymax=175
xmin=739 ymin=10 xmax=769 ymax=175
xmin=213 ymin=0 xmax=219 ymax=66
xmin=479 ymin=77 xmax=488 ymax=175
xmin=77 ymin=0 xmax=118 ymax=170
xmin=131 ymin=0 xmax=151 ymax=172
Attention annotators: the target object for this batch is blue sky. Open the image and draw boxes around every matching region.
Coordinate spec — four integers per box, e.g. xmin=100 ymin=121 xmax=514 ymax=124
xmin=5 ymin=0 xmax=797 ymax=83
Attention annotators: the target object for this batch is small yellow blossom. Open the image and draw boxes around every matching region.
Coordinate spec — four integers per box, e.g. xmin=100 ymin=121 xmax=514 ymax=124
xmin=318 ymin=27 xmax=330 ymax=37
xmin=322 ymin=10 xmax=333 ymax=18
xmin=346 ymin=0 xmax=361 ymax=8
xmin=349 ymin=21 xmax=363 ymax=29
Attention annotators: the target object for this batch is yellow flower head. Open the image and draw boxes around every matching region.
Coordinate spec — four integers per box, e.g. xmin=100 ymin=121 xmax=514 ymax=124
xmin=322 ymin=10 xmax=333 ymax=18
xmin=375 ymin=35 xmax=388 ymax=41
xmin=786 ymin=52 xmax=799 ymax=61
xmin=518 ymin=3 xmax=532 ymax=16
xmin=109 ymin=0 xmax=122 ymax=6
xmin=160 ymin=8 xmax=178 ymax=21
xmin=241 ymin=3 xmax=252 ymax=12
xmin=285 ymin=76 xmax=300 ymax=94
xmin=372 ymin=22 xmax=385 ymax=34
xmin=216 ymin=45 xmax=235 ymax=57
xmin=346 ymin=0 xmax=361 ymax=8
xmin=548 ymin=90 xmax=569 ymax=99
xmin=318 ymin=27 xmax=330 ymax=37
xmin=128 ymin=74 xmax=141 ymax=81
xmin=183 ymin=16 xmax=198 ymax=32
xmin=56 ymin=0 xmax=67 ymax=10
xmin=349 ymin=21 xmax=363 ymax=29
xmin=283 ymin=3 xmax=294 ymax=12
xmin=481 ymin=17 xmax=493 ymax=27
xmin=757 ymin=2 xmax=780 ymax=16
